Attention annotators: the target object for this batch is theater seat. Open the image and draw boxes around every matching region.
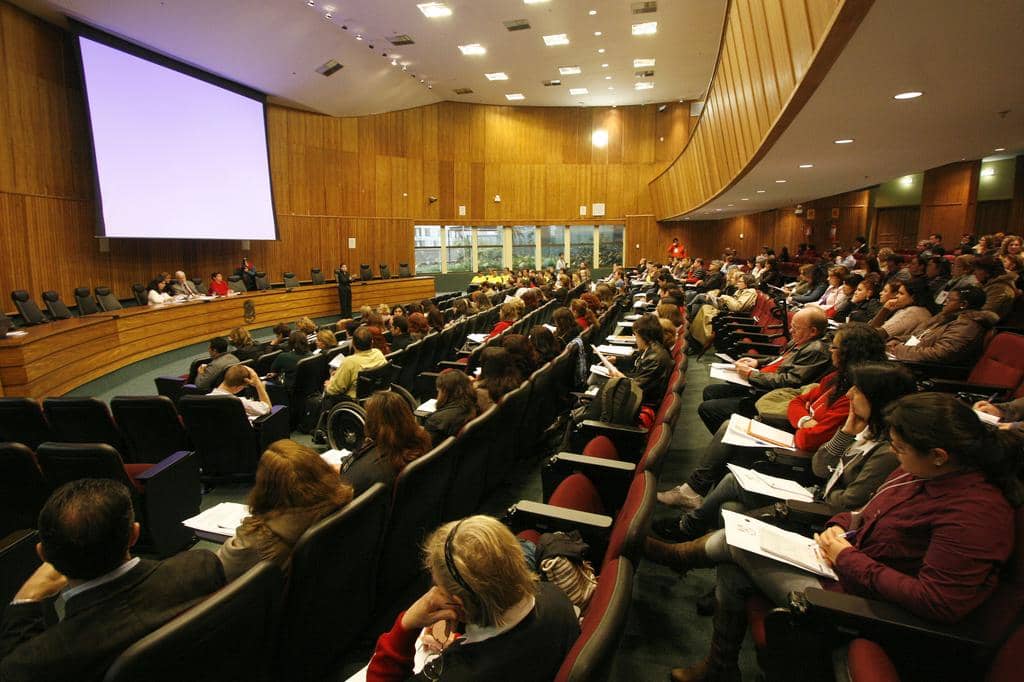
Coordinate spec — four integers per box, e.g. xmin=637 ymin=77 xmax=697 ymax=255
xmin=0 ymin=443 xmax=50 ymax=537
xmin=227 ymin=275 xmax=246 ymax=293
xmin=43 ymin=397 xmax=127 ymax=456
xmin=379 ymin=263 xmax=390 ymax=279
xmin=359 ymin=264 xmax=373 ymax=281
xmin=0 ymin=530 xmax=41 ymax=608
xmin=111 ymin=396 xmax=188 ymax=464
xmin=398 ymin=263 xmax=411 ymax=277
xmin=282 ymin=272 xmax=299 ymax=289
xmin=191 ymin=277 xmax=207 ymax=294
xmin=35 ymin=442 xmax=200 ymax=556
xmin=178 ymin=395 xmax=289 ymax=481
xmin=11 ymin=290 xmax=46 ymax=325
xmin=0 ymin=397 xmax=52 ymax=449
xmin=42 ymin=290 xmax=73 ymax=320
xmin=130 ymin=283 xmax=147 ymax=306
xmin=95 ymin=286 xmax=123 ymax=312
xmin=74 ymin=286 xmax=101 ymax=315
xmin=254 ymin=271 xmax=270 ymax=290
xmin=310 ymin=267 xmax=324 ymax=285
xmin=102 ymin=561 xmax=283 ymax=682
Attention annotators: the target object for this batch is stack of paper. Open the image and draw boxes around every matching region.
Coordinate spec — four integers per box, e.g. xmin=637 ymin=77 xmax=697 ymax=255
xmin=616 ymin=320 xmax=634 ymax=328
xmin=320 ymin=449 xmax=352 ymax=467
xmin=606 ymin=335 xmax=637 ymax=345
xmin=974 ymin=408 xmax=1001 ymax=426
xmin=182 ymin=502 xmax=250 ymax=542
xmin=624 ymin=314 xmax=641 ymax=321
xmin=722 ymin=415 xmax=796 ymax=451
xmin=726 ymin=464 xmax=814 ymax=502
xmin=595 ymin=344 xmax=635 ymax=358
xmin=466 ymin=333 xmax=487 ymax=344
xmin=722 ymin=509 xmax=837 ymax=579
xmin=709 ymin=363 xmax=751 ymax=387
xmin=416 ymin=398 xmax=438 ymax=415
xmin=589 ymin=364 xmax=611 ymax=378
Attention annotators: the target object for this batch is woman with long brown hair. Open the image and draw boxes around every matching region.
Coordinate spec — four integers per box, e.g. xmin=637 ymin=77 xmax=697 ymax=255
xmin=218 ymin=439 xmax=352 ymax=581
xmin=342 ymin=392 xmax=432 ymax=494
xmin=425 ymin=370 xmax=479 ymax=445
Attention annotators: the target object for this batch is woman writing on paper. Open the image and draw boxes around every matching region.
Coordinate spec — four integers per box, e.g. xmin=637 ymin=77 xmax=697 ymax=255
xmin=645 ymin=392 xmax=1020 ymax=682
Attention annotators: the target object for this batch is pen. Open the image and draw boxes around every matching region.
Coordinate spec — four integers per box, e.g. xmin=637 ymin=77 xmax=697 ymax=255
xmin=842 ymin=529 xmax=858 ymax=540
xmin=987 ymin=392 xmax=999 ymax=403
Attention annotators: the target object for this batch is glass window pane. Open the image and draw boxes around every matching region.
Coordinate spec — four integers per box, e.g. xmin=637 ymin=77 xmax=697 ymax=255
xmin=512 ymin=226 xmax=536 ymax=270
xmin=414 ymin=225 xmax=442 ymax=274
xmin=598 ymin=224 xmax=625 ymax=267
xmin=476 ymin=227 xmax=503 ymax=270
xmin=569 ymin=225 xmax=594 ymax=269
xmin=446 ymin=226 xmax=473 ymax=273
xmin=540 ymin=225 xmax=565 ymax=268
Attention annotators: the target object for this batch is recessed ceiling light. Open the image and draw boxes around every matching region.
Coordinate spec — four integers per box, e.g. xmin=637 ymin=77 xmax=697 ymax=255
xmin=391 ymin=59 xmax=398 ymax=66
xmin=727 ymin=204 xmax=734 ymax=207
xmin=569 ymin=87 xmax=589 ymax=95
xmin=741 ymin=198 xmax=749 ymax=201
xmin=355 ymin=34 xmax=363 ymax=40
xmin=592 ymin=129 xmax=608 ymax=147
xmin=775 ymin=179 xmax=787 ymax=183
xmin=605 ymin=75 xmax=612 ymax=80
xmin=458 ymin=43 xmax=486 ymax=56
xmin=323 ymin=12 xmax=332 ymax=19
xmin=756 ymin=189 xmax=766 ymax=193
xmin=485 ymin=72 xmax=509 ymax=80
xmin=715 ymin=208 xmax=723 ymax=212
xmin=597 ymin=48 xmax=606 ymax=53
xmin=307 ymin=0 xmax=315 ymax=6
xmin=799 ymin=163 xmax=813 ymax=168
xmin=633 ymin=58 xmax=656 ymax=68
xmin=634 ymin=81 xmax=654 ymax=90
xmin=994 ymin=147 xmax=1006 ymax=152
xmin=594 ymin=31 xmax=603 ymax=36
xmin=417 ymin=2 xmax=452 ymax=18
xmin=893 ymin=91 xmax=923 ymax=100
xmin=834 ymin=138 xmax=854 ymax=144
xmin=589 ymin=9 xmax=597 ymax=15
xmin=506 ymin=93 xmax=525 ymax=101
xmin=601 ymin=63 xmax=609 ymax=68
xmin=543 ymin=33 xmax=570 ymax=46
xmin=632 ymin=21 xmax=658 ymax=35
xmin=607 ymin=86 xmax=614 ymax=90
xmin=558 ymin=66 xmax=582 ymax=75
xmin=524 ymin=0 xmax=550 ymax=4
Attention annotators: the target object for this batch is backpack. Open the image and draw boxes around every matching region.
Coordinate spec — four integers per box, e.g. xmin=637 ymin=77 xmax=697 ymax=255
xmin=586 ymin=376 xmax=643 ymax=425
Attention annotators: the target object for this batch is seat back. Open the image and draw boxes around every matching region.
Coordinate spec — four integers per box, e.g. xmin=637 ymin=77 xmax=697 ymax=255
xmin=398 ymin=263 xmax=411 ymax=277
xmin=967 ymin=333 xmax=1024 ymax=392
xmin=379 ymin=264 xmax=391 ymax=279
xmin=178 ymin=395 xmax=260 ymax=478
xmin=989 ymin=623 xmax=1024 ymax=682
xmin=227 ymin=275 xmax=247 ymax=293
xmin=603 ymin=471 xmax=654 ymax=568
xmin=110 ymin=396 xmax=188 ymax=464
xmin=191 ymin=277 xmax=208 ymax=294
xmin=278 ymin=484 xmax=390 ymax=680
xmin=255 ymin=350 xmax=282 ymax=376
xmin=486 ymin=381 xmax=532 ymax=491
xmin=359 ymin=264 xmax=373 ymax=281
xmin=964 ymin=505 xmax=1024 ymax=643
xmin=376 ymin=438 xmax=456 ymax=607
xmin=310 ymin=268 xmax=324 ymax=285
xmin=395 ymin=339 xmax=423 ymax=391
xmin=442 ymin=406 xmax=498 ymax=521
xmin=283 ymin=272 xmax=299 ymax=289
xmin=0 ymin=443 xmax=50 ymax=536
xmin=131 ymin=283 xmax=147 ymax=306
xmin=42 ymin=290 xmax=73 ymax=320
xmin=289 ymin=355 xmax=329 ymax=427
xmin=356 ymin=362 xmax=399 ymax=401
xmin=553 ymin=557 xmax=634 ymax=682
xmin=548 ymin=472 xmax=606 ymax=514
xmin=0 ymin=397 xmax=52 ymax=449
xmin=102 ymin=562 xmax=284 ymax=682
xmin=95 ymin=286 xmax=123 ymax=311
xmin=35 ymin=442 xmax=133 ymax=490
xmin=0 ymin=530 xmax=42 ymax=609
xmin=655 ymin=392 xmax=680 ymax=430
xmin=74 ymin=286 xmax=101 ymax=315
xmin=637 ymin=422 xmax=672 ymax=475
xmin=254 ymin=271 xmax=270 ymax=290
xmin=11 ymin=290 xmax=45 ymax=324
xmin=42 ymin=397 xmax=126 ymax=455
xmin=414 ymin=332 xmax=441 ymax=377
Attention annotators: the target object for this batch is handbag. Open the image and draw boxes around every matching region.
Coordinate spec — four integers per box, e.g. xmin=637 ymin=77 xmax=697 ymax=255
xmin=754 ymin=383 xmax=818 ymax=424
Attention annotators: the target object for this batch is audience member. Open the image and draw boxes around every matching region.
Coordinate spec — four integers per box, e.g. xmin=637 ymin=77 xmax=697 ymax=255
xmin=228 ymin=327 xmax=267 ymax=362
xmin=315 ymin=329 xmax=339 ymax=354
xmin=194 ymin=336 xmax=240 ymax=391
xmin=570 ymin=298 xmax=596 ymax=329
xmin=389 ymin=316 xmax=413 ymax=350
xmin=268 ymin=331 xmax=312 ymax=388
xmin=607 ymin=313 xmax=673 ymax=409
xmin=407 ymin=312 xmax=431 ymax=340
xmin=486 ymin=302 xmax=519 ymax=340
xmin=425 ymin=370 xmax=479 ymax=445
xmin=974 ymin=254 xmax=1018 ymax=322
xmin=551 ymin=307 xmax=579 ymax=345
xmin=268 ymin=323 xmax=293 ymax=349
xmin=500 ymin=333 xmax=540 ymax=378
xmin=886 ymin=286 xmax=996 ymax=364
xmin=788 ymin=264 xmax=828 ymax=305
xmin=835 ymin=274 xmax=881 ymax=323
xmin=324 ymin=327 xmax=386 ymax=401
xmin=528 ymin=325 xmax=561 ymax=364
xmin=212 ymin=365 xmax=272 ymax=422
xmin=0 ymin=479 xmax=225 ymax=680
xmin=475 ymin=347 xmax=522 ymax=411
xmin=342 ymin=392 xmax=431 ymax=495
xmin=868 ymin=278 xmax=933 ymax=342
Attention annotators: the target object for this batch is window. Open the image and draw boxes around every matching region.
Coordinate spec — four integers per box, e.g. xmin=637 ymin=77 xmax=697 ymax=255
xmin=569 ymin=225 xmax=595 ymax=269
xmin=476 ymin=227 xmax=503 ymax=270
xmin=540 ymin=225 xmax=565 ymax=268
xmin=414 ymin=225 xmax=442 ymax=273
xmin=598 ymin=224 xmax=625 ymax=267
xmin=512 ymin=226 xmax=536 ymax=270
xmin=446 ymin=226 xmax=473 ymax=273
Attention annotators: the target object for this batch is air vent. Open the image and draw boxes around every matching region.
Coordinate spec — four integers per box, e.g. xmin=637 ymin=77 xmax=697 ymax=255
xmin=453 ymin=87 xmax=474 ymax=95
xmin=631 ymin=1 xmax=658 ymax=14
xmin=315 ymin=59 xmax=344 ymax=77
xmin=543 ymin=79 xmax=562 ymax=87
xmin=635 ymin=69 xmax=655 ymax=78
xmin=387 ymin=34 xmax=415 ymax=46
xmin=503 ymin=18 xmax=531 ymax=31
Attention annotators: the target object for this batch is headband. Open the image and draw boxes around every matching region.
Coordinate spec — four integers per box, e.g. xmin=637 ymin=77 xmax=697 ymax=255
xmin=444 ymin=520 xmax=477 ymax=604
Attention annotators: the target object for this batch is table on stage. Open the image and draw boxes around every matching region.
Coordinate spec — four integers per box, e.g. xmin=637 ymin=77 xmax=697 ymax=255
xmin=0 ymin=276 xmax=435 ymax=399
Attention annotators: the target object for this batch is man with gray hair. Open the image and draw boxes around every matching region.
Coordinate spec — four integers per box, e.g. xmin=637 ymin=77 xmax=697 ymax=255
xmin=170 ymin=270 xmax=200 ymax=297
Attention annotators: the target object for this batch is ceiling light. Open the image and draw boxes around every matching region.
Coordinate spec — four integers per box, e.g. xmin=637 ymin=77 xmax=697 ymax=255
xmin=893 ymin=91 xmax=923 ymax=100
xmin=323 ymin=12 xmax=332 ymax=19
xmin=799 ymin=163 xmax=813 ymax=168
xmin=727 ymin=204 xmax=734 ymax=207
xmin=524 ymin=0 xmax=550 ymax=4
xmin=741 ymin=198 xmax=749 ymax=201
xmin=597 ymin=48 xmax=606 ymax=53
xmin=458 ymin=44 xmax=486 ymax=55
xmin=485 ymin=72 xmax=509 ymax=80
xmin=559 ymin=66 xmax=582 ymax=75
xmin=543 ymin=34 xmax=570 ymax=46
xmin=775 ymin=179 xmax=787 ymax=183
xmin=607 ymin=86 xmax=614 ymax=90
xmin=834 ymin=138 xmax=854 ymax=144
xmin=899 ymin=175 xmax=914 ymax=186
xmin=322 ymin=4 xmax=334 ymax=10
xmin=592 ymin=129 xmax=608 ymax=147
xmin=391 ymin=59 xmax=398 ymax=66
xmin=605 ymin=75 xmax=612 ymax=80
xmin=634 ymin=81 xmax=654 ymax=90
xmin=594 ymin=31 xmax=603 ymax=36
xmin=994 ymin=147 xmax=1006 ymax=152
xmin=570 ymin=87 xmax=589 ymax=95
xmin=355 ymin=34 xmax=363 ymax=40
xmin=981 ymin=167 xmax=996 ymax=177
xmin=506 ymin=93 xmax=525 ymax=100
xmin=715 ymin=208 xmax=723 ymax=212
xmin=307 ymin=0 xmax=315 ymax=6
xmin=589 ymin=9 xmax=597 ymax=15
xmin=633 ymin=58 xmax=656 ymax=68
xmin=601 ymin=63 xmax=609 ymax=68
xmin=417 ymin=2 xmax=452 ymax=18
xmin=756 ymin=189 xmax=766 ymax=193
xmin=631 ymin=21 xmax=658 ymax=35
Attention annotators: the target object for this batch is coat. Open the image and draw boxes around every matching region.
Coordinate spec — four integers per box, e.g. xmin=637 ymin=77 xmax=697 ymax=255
xmin=886 ymin=309 xmax=998 ymax=364
xmin=690 ymin=288 xmax=757 ymax=347
xmin=217 ymin=504 xmax=338 ymax=581
xmin=748 ymin=338 xmax=831 ymax=392
xmin=982 ymin=273 xmax=1018 ymax=322
xmin=810 ymin=430 xmax=899 ymax=513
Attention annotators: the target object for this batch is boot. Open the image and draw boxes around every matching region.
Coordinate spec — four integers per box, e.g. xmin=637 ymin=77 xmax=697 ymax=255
xmin=670 ymin=607 xmax=746 ymax=682
xmin=643 ymin=533 xmax=716 ymax=573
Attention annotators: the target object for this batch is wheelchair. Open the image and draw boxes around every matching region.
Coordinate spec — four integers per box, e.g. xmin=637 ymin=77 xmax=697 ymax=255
xmin=319 ymin=362 xmax=418 ymax=451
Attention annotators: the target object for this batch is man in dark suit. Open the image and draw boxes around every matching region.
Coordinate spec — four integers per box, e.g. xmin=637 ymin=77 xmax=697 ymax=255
xmin=0 ymin=479 xmax=225 ymax=682
xmin=336 ymin=263 xmax=352 ymax=317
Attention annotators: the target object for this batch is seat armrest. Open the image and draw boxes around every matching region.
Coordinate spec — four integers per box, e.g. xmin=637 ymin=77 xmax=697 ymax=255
xmin=553 ymin=452 xmax=636 ymax=472
xmin=437 ymin=361 xmax=469 ymax=372
xmin=134 ymin=450 xmax=192 ymax=480
xmin=895 ymin=360 xmax=971 ymax=382
xmin=255 ymin=405 xmax=291 ymax=448
xmin=134 ymin=450 xmax=200 ymax=556
xmin=504 ymin=500 xmax=613 ymax=562
xmin=579 ymin=419 xmax=648 ymax=435
xmin=509 ymin=500 xmax=613 ymax=528
xmin=542 ymin=452 xmax=637 ymax=509
xmin=919 ymin=379 xmax=1012 ymax=398
xmin=731 ymin=341 xmax=785 ymax=355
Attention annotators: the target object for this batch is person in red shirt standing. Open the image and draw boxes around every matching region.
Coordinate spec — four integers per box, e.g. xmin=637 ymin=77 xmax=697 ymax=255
xmin=668 ymin=237 xmax=686 ymax=260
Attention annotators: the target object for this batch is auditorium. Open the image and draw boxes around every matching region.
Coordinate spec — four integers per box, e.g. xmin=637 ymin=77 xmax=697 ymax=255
xmin=1 ymin=0 xmax=1023 ymax=680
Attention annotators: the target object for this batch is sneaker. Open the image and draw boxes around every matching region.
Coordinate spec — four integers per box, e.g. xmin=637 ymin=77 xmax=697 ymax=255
xmin=656 ymin=484 xmax=703 ymax=510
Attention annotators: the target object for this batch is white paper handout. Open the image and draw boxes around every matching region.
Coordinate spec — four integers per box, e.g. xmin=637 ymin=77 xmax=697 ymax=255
xmin=715 ymin=353 xmax=736 ymax=363
xmin=606 ymin=335 xmax=637 ymax=345
xmin=722 ymin=415 xmax=796 ymax=451
xmin=415 ymin=398 xmax=438 ymax=414
xmin=589 ymin=363 xmax=611 ymax=378
xmin=722 ymin=509 xmax=837 ymax=579
xmin=726 ymin=464 xmax=814 ymax=502
xmin=595 ymin=344 xmax=635 ymax=358
xmin=974 ymin=408 xmax=1001 ymax=426
xmin=593 ymin=349 xmax=619 ymax=375
xmin=320 ymin=448 xmax=353 ymax=467
xmin=624 ymin=314 xmax=641 ymax=321
xmin=466 ymin=333 xmax=488 ymax=344
xmin=182 ymin=502 xmax=250 ymax=542
xmin=709 ymin=363 xmax=751 ymax=387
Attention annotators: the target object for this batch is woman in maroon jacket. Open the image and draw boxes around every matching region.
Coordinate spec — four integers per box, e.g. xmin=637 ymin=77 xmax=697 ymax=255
xmin=648 ymin=392 xmax=1020 ymax=682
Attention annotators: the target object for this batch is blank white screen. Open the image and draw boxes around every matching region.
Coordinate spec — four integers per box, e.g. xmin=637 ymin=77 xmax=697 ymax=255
xmin=78 ymin=37 xmax=277 ymax=240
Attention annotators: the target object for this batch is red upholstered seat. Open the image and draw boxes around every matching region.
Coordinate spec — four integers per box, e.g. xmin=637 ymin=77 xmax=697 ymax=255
xmin=601 ymin=472 xmax=654 ymax=568
xmin=746 ymin=594 xmax=772 ymax=649
xmin=989 ymin=624 xmax=1024 ymax=682
xmin=966 ymin=333 xmax=1024 ymax=392
xmin=845 ymin=639 xmax=900 ymax=682
xmin=582 ymin=436 xmax=618 ymax=460
xmin=548 ymin=473 xmax=605 ymax=516
xmin=960 ymin=505 xmax=1024 ymax=643
xmin=516 ymin=529 xmax=542 ymax=545
xmin=636 ymin=423 xmax=671 ymax=474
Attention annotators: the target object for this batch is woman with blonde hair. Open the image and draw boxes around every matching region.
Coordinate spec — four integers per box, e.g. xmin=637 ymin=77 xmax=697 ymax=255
xmin=366 ymin=515 xmax=579 ymax=681
xmin=296 ymin=316 xmax=317 ymax=335
xmin=342 ymin=392 xmax=432 ymax=495
xmin=218 ymin=439 xmax=352 ymax=581
xmin=485 ymin=301 xmax=519 ymax=340
xmin=657 ymin=302 xmax=684 ymax=328
xmin=315 ymin=329 xmax=338 ymax=354
xmin=228 ymin=326 xmax=266 ymax=362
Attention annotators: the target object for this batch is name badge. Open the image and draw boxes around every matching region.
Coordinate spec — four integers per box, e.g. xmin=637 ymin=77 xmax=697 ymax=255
xmin=905 ymin=335 xmax=921 ymax=347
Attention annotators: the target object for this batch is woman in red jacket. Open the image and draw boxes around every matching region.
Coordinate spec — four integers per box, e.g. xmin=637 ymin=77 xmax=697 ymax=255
xmin=209 ymin=271 xmax=230 ymax=296
xmin=647 ymin=392 xmax=1020 ymax=682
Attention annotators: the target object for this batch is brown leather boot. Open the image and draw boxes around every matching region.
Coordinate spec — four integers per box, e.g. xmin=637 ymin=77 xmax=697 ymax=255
xmin=644 ymin=533 xmax=716 ymax=573
xmin=670 ymin=607 xmax=745 ymax=682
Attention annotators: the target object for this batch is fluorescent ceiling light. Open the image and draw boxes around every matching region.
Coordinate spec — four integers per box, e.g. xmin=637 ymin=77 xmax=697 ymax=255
xmin=775 ymin=179 xmax=787 ymax=183
xmin=981 ymin=167 xmax=995 ymax=177
xmin=594 ymin=31 xmax=603 ymax=36
xmin=569 ymin=87 xmax=589 ymax=95
xmin=543 ymin=34 xmax=570 ymax=46
xmin=633 ymin=58 xmax=656 ymax=68
xmin=458 ymin=44 xmax=486 ymax=56
xmin=756 ymin=189 xmax=766 ymax=193
xmin=632 ymin=21 xmax=657 ymax=35
xmin=597 ymin=48 xmax=606 ymax=53
xmin=994 ymin=147 xmax=1006 ymax=152
xmin=592 ymin=129 xmax=608 ymax=147
xmin=899 ymin=175 xmax=914 ymax=186
xmin=558 ymin=66 xmax=582 ymax=75
xmin=601 ymin=63 xmax=609 ymax=68
xmin=524 ymin=0 xmax=550 ymax=4
xmin=417 ymin=2 xmax=452 ymax=18
xmin=893 ymin=91 xmax=923 ymax=100
xmin=741 ymin=198 xmax=749 ymax=201
xmin=506 ymin=93 xmax=525 ymax=100
xmin=589 ymin=9 xmax=597 ymax=15
xmin=799 ymin=163 xmax=813 ymax=168
xmin=834 ymin=138 xmax=854 ymax=144
xmin=485 ymin=72 xmax=509 ymax=80
xmin=634 ymin=81 xmax=654 ymax=90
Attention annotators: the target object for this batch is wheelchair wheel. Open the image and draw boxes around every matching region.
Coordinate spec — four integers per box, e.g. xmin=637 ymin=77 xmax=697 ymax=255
xmin=326 ymin=401 xmax=367 ymax=451
xmin=387 ymin=384 xmax=419 ymax=413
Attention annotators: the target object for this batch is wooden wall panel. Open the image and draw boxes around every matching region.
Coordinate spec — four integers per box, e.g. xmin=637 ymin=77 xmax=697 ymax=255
xmin=875 ymin=207 xmax=921 ymax=251
xmin=974 ymin=200 xmax=1012 ymax=234
xmin=918 ymin=161 xmax=980 ymax=241
xmin=648 ymin=0 xmax=873 ymax=220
